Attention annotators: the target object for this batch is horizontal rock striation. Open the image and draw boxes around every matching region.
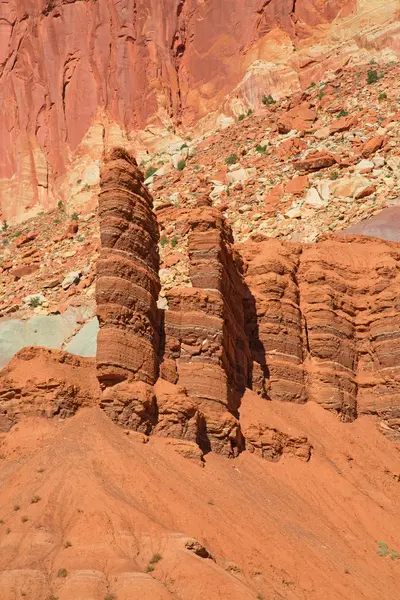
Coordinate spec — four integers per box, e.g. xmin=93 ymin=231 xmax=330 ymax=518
xmin=161 ymin=205 xmax=251 ymax=455
xmin=241 ymin=236 xmax=400 ymax=437
xmin=96 ymin=148 xmax=161 ymax=430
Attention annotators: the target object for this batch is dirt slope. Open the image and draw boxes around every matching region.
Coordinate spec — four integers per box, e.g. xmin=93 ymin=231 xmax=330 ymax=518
xmin=0 ymin=397 xmax=399 ymax=600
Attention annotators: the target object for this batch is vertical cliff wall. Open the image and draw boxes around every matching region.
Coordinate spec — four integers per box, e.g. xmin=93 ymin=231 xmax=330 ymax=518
xmin=0 ymin=0 xmax=366 ymax=221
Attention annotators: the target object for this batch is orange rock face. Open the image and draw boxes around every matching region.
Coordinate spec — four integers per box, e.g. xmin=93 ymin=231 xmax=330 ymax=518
xmin=0 ymin=0 xmax=358 ymax=220
xmin=96 ymin=148 xmax=160 ymax=387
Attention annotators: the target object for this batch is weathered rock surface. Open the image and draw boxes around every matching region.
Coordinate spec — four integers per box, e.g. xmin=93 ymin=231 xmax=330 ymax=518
xmin=0 ymin=347 xmax=98 ymax=431
xmin=96 ymin=148 xmax=160 ymax=387
xmin=2 ymin=0 xmax=398 ymax=221
xmin=240 ymin=235 xmax=400 ymax=439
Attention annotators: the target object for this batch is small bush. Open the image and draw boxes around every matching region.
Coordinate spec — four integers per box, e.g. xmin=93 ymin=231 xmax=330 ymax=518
xmin=238 ymin=114 xmax=245 ymax=121
xmin=367 ymin=70 xmax=379 ymax=84
xmin=104 ymin=595 xmax=116 ymax=600
xmin=160 ymin=235 xmax=168 ymax=248
xmin=21 ymin=516 xmax=28 ymax=523
xmin=38 ymin=467 xmax=45 ymax=473
xmin=318 ymin=89 xmax=325 ymax=100
xmin=145 ymin=565 xmax=155 ymax=573
xmin=247 ymin=109 xmax=253 ymax=116
xmin=31 ymin=495 xmax=41 ymax=504
xmin=171 ymin=236 xmax=178 ymax=248
xmin=225 ymin=153 xmax=238 ymax=165
xmin=337 ymin=109 xmax=348 ymax=117
xmin=64 ymin=540 xmax=72 ymax=548
xmin=57 ymin=200 xmax=64 ymax=210
xmin=149 ymin=553 xmax=162 ymax=564
xmin=57 ymin=568 xmax=68 ymax=578
xmin=378 ymin=92 xmax=387 ymax=101
xmin=309 ymin=82 xmax=316 ymax=88
xmin=391 ymin=550 xmax=399 ymax=560
xmin=30 ymin=296 xmax=41 ymax=308
xmin=180 ymin=143 xmax=188 ymax=150
xmin=330 ymin=171 xmax=339 ymax=181
xmin=177 ymin=160 xmax=186 ymax=171
xmin=2 ymin=220 xmax=8 ymax=232
xmin=377 ymin=541 xmax=390 ymax=557
xmin=0 ymin=520 xmax=4 ymax=525
xmin=262 ymin=94 xmax=275 ymax=105
xmin=145 ymin=166 xmax=157 ymax=179
xmin=71 ymin=212 xmax=78 ymax=221
xmin=14 ymin=505 xmax=20 ymax=512
xmin=256 ymin=144 xmax=267 ymax=154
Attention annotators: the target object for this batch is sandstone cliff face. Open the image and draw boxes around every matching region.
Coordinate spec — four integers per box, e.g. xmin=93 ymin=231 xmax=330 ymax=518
xmin=241 ymin=235 xmax=400 ymax=437
xmin=3 ymin=0 xmax=390 ymax=222
xmin=94 ymin=149 xmax=400 ymax=451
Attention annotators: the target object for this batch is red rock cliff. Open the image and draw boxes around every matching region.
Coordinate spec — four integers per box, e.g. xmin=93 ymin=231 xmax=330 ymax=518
xmin=0 ymin=0 xmax=359 ymax=221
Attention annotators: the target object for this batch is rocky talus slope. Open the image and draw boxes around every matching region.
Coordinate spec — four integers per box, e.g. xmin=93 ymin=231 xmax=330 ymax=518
xmin=1 ymin=0 xmax=398 ymax=221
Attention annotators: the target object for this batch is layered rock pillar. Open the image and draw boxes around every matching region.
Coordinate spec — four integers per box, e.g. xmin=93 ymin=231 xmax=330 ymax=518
xmin=96 ymin=148 xmax=160 ymax=430
xmin=161 ymin=203 xmax=251 ymax=455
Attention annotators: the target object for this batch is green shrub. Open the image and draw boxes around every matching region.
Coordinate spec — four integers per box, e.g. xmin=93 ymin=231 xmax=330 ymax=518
xmin=149 ymin=553 xmax=162 ymax=564
xmin=377 ymin=541 xmax=390 ymax=557
xmin=21 ymin=516 xmax=28 ymax=523
xmin=367 ymin=70 xmax=379 ymax=84
xmin=330 ymin=171 xmax=339 ymax=180
xmin=378 ymin=92 xmax=387 ymax=101
xmin=256 ymin=144 xmax=267 ymax=154
xmin=2 ymin=220 xmax=8 ymax=232
xmin=337 ymin=109 xmax=348 ymax=117
xmin=145 ymin=166 xmax=157 ymax=179
xmin=31 ymin=495 xmax=41 ymax=504
xmin=145 ymin=565 xmax=155 ymax=573
xmin=57 ymin=568 xmax=68 ymax=578
xmin=71 ymin=212 xmax=78 ymax=221
xmin=177 ymin=160 xmax=186 ymax=171
xmin=247 ymin=109 xmax=253 ymax=116
xmin=57 ymin=200 xmax=64 ymax=210
xmin=262 ymin=94 xmax=275 ymax=105
xmin=160 ymin=235 xmax=168 ymax=248
xmin=238 ymin=114 xmax=245 ymax=121
xmin=30 ymin=296 xmax=41 ymax=308
xmin=225 ymin=153 xmax=238 ymax=165
xmin=171 ymin=236 xmax=178 ymax=248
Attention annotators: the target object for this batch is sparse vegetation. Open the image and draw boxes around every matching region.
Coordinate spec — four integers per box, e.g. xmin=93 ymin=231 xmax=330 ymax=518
xmin=318 ymin=89 xmax=325 ymax=100
xmin=256 ymin=144 xmax=267 ymax=154
xmin=238 ymin=114 xmax=245 ymax=121
xmin=247 ymin=108 xmax=253 ymax=116
xmin=257 ymin=595 xmax=264 ymax=600
xmin=367 ymin=70 xmax=379 ymax=84
xmin=0 ymin=520 xmax=4 ymax=525
xmin=391 ymin=550 xmax=399 ymax=560
xmin=104 ymin=595 xmax=116 ymax=600
xmin=57 ymin=568 xmax=68 ymax=578
xmin=378 ymin=92 xmax=387 ymax=101
xmin=14 ymin=505 xmax=20 ymax=511
xmin=31 ymin=495 xmax=41 ymax=504
xmin=2 ymin=220 xmax=8 ymax=232
xmin=64 ymin=540 xmax=72 ymax=548
xmin=171 ymin=236 xmax=178 ymax=248
xmin=38 ymin=467 xmax=45 ymax=473
xmin=262 ymin=94 xmax=275 ymax=105
xmin=71 ymin=212 xmax=79 ymax=221
xmin=145 ymin=565 xmax=155 ymax=573
xmin=149 ymin=553 xmax=162 ymax=564
xmin=29 ymin=296 xmax=41 ymax=308
xmin=337 ymin=109 xmax=348 ymax=117
xmin=330 ymin=171 xmax=339 ymax=181
xmin=21 ymin=516 xmax=28 ymax=523
xmin=6 ymin=528 xmax=11 ymax=534
xmin=57 ymin=200 xmax=64 ymax=210
xmin=225 ymin=153 xmax=238 ymax=165
xmin=377 ymin=541 xmax=390 ymax=557
xmin=180 ymin=143 xmax=188 ymax=150
xmin=160 ymin=235 xmax=168 ymax=248
xmin=145 ymin=166 xmax=157 ymax=179
xmin=177 ymin=159 xmax=186 ymax=171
